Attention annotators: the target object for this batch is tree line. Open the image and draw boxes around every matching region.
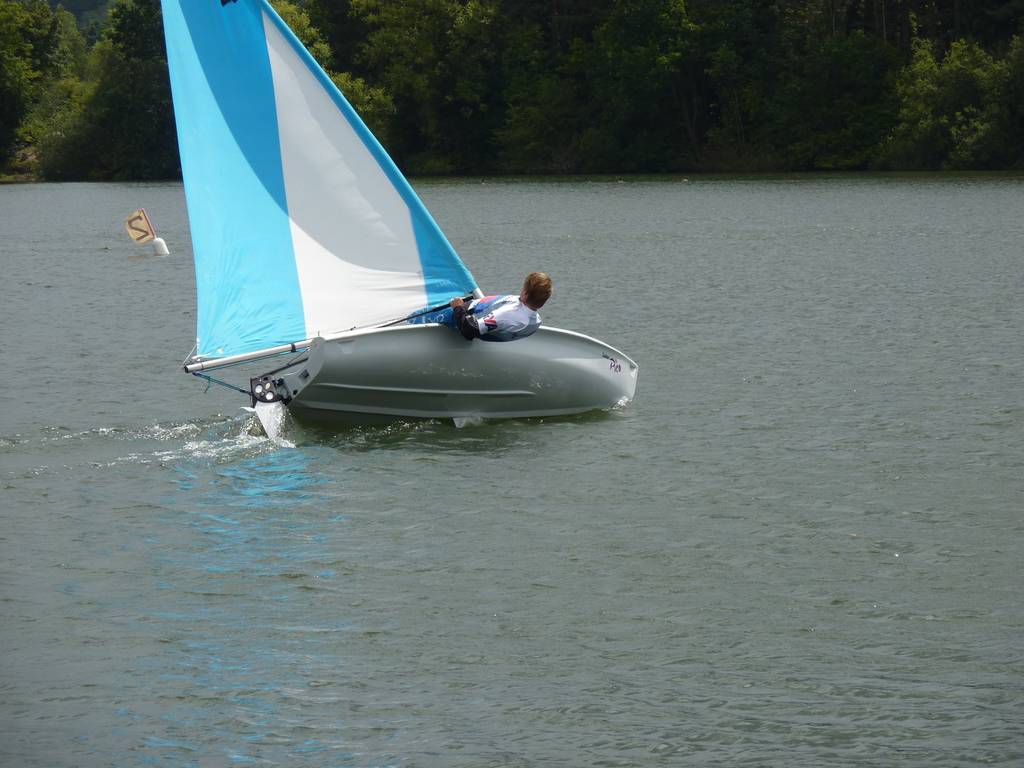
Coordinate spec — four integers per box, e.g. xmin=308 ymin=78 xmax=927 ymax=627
xmin=2 ymin=0 xmax=1022 ymax=180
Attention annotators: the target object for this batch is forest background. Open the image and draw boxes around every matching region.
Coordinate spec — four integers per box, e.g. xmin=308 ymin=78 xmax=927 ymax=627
xmin=1 ymin=0 xmax=1022 ymax=181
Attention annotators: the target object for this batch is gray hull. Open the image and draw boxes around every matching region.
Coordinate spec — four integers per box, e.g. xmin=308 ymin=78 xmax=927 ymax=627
xmin=264 ymin=325 xmax=638 ymax=423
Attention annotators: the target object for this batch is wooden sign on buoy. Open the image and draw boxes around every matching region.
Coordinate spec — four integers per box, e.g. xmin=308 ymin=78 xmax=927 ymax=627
xmin=124 ymin=208 xmax=155 ymax=244
xmin=123 ymin=208 xmax=170 ymax=255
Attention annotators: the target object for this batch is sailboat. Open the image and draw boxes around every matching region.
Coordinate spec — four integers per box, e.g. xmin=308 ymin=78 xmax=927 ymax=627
xmin=161 ymin=0 xmax=637 ymax=424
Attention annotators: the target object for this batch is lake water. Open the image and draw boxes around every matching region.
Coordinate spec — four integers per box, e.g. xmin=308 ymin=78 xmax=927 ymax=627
xmin=2 ymin=176 xmax=1022 ymax=766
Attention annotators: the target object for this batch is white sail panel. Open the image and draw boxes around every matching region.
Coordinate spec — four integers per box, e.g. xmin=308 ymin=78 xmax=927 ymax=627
xmin=262 ymin=11 xmax=427 ymax=336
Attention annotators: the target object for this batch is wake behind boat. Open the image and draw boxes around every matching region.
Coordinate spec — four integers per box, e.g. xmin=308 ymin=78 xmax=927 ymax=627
xmin=162 ymin=0 xmax=637 ymax=424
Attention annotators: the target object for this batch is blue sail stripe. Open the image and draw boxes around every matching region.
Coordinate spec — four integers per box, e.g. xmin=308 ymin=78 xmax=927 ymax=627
xmin=163 ymin=0 xmax=304 ymax=358
xmin=258 ymin=0 xmax=478 ymax=307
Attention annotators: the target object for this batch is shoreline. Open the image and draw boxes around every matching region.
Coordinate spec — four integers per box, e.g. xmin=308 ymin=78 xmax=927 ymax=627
xmin=4 ymin=169 xmax=1024 ymax=186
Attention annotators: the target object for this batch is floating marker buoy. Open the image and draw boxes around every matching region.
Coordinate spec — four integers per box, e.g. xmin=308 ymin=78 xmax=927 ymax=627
xmin=123 ymin=208 xmax=169 ymax=256
xmin=124 ymin=208 xmax=155 ymax=244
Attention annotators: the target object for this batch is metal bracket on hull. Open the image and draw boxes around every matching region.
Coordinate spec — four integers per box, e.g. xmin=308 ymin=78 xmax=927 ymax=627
xmin=249 ymin=354 xmax=312 ymax=406
xmin=250 ymin=375 xmax=291 ymax=407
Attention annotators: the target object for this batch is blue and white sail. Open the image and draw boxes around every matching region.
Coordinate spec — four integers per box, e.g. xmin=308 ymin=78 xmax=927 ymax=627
xmin=160 ymin=0 xmax=478 ymax=360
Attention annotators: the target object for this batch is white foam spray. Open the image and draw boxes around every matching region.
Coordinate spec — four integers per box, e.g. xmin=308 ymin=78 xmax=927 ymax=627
xmin=253 ymin=402 xmax=295 ymax=447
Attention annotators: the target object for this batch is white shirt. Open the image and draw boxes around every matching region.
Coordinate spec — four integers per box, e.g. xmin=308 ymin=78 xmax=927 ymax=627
xmin=468 ymin=295 xmax=542 ymax=342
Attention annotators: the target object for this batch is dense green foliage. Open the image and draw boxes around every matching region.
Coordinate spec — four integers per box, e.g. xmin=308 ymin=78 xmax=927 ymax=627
xmin=1 ymin=0 xmax=1022 ymax=179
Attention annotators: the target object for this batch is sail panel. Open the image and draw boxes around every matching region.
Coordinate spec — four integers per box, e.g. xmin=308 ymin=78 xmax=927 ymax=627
xmin=161 ymin=0 xmax=478 ymax=360
xmin=262 ymin=10 xmax=425 ymax=336
xmin=259 ymin=2 xmax=478 ymax=329
xmin=162 ymin=0 xmax=305 ymax=358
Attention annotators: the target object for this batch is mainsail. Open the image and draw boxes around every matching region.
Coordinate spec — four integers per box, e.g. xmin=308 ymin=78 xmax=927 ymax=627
xmin=161 ymin=0 xmax=478 ymax=360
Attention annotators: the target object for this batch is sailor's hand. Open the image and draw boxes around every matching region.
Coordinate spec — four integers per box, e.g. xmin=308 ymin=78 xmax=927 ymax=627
xmin=450 ymin=297 xmax=465 ymax=309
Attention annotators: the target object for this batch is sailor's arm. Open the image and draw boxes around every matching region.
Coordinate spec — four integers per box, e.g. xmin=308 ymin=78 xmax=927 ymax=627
xmin=450 ymin=297 xmax=482 ymax=340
